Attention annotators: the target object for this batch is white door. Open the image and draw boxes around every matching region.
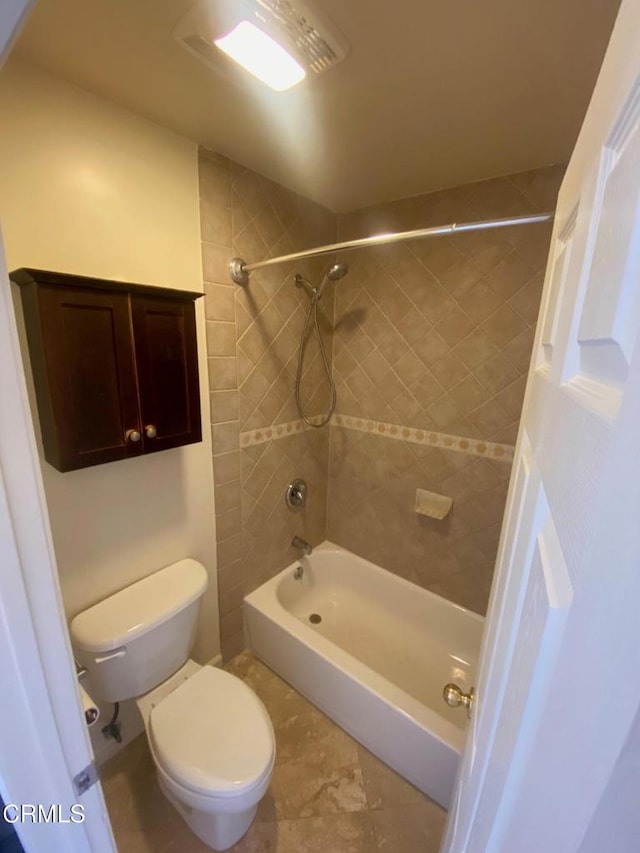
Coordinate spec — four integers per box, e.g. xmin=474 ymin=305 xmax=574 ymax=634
xmin=444 ymin=1 xmax=640 ymax=850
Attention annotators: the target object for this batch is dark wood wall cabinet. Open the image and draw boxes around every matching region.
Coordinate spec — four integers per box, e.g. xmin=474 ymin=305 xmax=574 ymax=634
xmin=13 ymin=268 xmax=203 ymax=472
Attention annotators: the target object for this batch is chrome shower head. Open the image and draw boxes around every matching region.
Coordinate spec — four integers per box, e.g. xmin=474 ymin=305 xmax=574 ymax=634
xmin=316 ymin=262 xmax=349 ymax=299
xmin=327 ymin=262 xmax=349 ymax=281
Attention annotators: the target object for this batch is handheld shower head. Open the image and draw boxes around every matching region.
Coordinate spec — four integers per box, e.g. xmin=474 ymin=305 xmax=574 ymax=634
xmin=316 ymin=262 xmax=349 ymax=299
xmin=327 ymin=263 xmax=349 ymax=281
xmin=294 ymin=261 xmax=349 ymax=428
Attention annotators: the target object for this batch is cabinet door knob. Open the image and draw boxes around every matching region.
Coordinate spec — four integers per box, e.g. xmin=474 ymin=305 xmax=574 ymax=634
xmin=145 ymin=424 xmax=157 ymax=439
xmin=125 ymin=429 xmax=141 ymax=443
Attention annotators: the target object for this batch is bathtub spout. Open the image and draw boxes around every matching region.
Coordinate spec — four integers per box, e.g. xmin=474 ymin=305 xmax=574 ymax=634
xmin=292 ymin=536 xmax=312 ymax=556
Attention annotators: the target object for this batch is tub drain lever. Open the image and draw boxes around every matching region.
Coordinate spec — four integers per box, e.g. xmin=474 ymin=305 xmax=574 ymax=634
xmin=443 ymin=683 xmax=475 ymax=718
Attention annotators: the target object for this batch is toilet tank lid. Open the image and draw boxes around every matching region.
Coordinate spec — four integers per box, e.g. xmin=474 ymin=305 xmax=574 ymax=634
xmin=70 ymin=559 xmax=208 ymax=653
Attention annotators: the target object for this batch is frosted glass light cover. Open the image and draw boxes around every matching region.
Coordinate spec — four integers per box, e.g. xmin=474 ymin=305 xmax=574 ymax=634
xmin=215 ymin=20 xmax=306 ymax=91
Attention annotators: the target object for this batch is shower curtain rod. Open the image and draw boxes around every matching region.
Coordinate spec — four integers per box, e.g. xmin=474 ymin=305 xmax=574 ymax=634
xmin=228 ymin=212 xmax=553 ymax=284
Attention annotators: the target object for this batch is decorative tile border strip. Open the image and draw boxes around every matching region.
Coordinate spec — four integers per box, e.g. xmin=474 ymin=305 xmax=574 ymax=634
xmin=239 ymin=418 xmax=321 ymax=448
xmin=240 ymin=414 xmax=514 ymax=462
xmin=332 ymin=414 xmax=514 ymax=462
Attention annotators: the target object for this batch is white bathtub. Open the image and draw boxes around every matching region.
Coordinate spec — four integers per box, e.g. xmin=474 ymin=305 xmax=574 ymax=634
xmin=244 ymin=542 xmax=484 ymax=807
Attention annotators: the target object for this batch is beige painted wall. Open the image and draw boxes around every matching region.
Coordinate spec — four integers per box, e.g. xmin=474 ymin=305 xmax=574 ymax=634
xmin=0 ymin=60 xmax=219 ymax=669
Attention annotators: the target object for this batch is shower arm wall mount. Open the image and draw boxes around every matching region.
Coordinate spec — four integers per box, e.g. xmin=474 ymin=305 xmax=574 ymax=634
xmin=228 ymin=212 xmax=554 ymax=285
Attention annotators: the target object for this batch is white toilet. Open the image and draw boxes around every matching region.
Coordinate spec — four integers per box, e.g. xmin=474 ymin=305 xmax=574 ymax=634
xmin=70 ymin=559 xmax=275 ymax=851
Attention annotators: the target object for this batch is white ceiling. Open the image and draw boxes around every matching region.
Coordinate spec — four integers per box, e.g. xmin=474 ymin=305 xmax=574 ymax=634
xmin=12 ymin=0 xmax=621 ymax=212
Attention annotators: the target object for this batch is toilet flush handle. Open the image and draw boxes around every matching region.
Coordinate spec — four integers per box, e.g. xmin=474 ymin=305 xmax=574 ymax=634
xmin=94 ymin=649 xmax=126 ymax=665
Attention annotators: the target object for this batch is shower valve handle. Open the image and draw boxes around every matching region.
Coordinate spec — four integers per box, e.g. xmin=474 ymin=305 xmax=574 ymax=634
xmin=286 ymin=479 xmax=307 ymax=509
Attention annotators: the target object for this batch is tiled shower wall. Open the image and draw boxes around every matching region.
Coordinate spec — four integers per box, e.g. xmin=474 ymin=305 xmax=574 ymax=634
xmin=328 ymin=166 xmax=564 ymax=612
xmin=199 ymin=148 xmax=336 ymax=660
xmin=199 ymin=148 xmax=563 ymax=657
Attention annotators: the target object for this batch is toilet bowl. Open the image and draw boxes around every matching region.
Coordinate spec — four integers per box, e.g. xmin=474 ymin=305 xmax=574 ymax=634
xmin=70 ymin=559 xmax=275 ymax=851
xmin=139 ymin=663 xmax=275 ymax=849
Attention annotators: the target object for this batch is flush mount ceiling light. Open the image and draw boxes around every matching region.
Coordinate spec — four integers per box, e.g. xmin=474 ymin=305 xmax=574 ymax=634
xmin=214 ymin=20 xmax=305 ymax=91
xmin=174 ymin=0 xmax=349 ymax=91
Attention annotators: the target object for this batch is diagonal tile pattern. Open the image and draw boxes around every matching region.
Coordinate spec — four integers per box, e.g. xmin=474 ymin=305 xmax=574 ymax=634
xmin=328 ymin=426 xmax=512 ymax=613
xmin=332 ymin=167 xmax=564 ymax=446
xmin=231 ymin=163 xmax=336 ymax=434
xmin=239 ymin=428 xmax=329 ymax=597
xmin=101 ymin=653 xmax=446 ymax=853
xmin=200 ymin=146 xmax=562 ymax=654
xmin=200 ymin=148 xmax=337 ymax=660
xmin=326 ymin=167 xmax=562 ymax=612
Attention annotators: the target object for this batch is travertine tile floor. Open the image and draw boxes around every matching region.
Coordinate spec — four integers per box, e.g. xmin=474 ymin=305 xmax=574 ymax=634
xmin=101 ymin=652 xmax=446 ymax=852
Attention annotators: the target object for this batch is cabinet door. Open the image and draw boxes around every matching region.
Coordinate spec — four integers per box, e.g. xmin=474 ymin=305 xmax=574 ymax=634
xmin=23 ymin=284 xmax=142 ymax=471
xmin=130 ymin=295 xmax=202 ymax=453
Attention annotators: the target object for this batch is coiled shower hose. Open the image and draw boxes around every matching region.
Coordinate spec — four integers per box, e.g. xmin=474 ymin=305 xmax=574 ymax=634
xmin=295 ymin=291 xmax=336 ymax=428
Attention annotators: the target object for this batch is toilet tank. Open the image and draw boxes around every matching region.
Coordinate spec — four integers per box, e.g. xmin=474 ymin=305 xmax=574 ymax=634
xmin=70 ymin=559 xmax=208 ymax=703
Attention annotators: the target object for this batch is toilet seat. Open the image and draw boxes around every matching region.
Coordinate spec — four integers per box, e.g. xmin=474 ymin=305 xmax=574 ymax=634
xmin=149 ymin=666 xmax=275 ymax=799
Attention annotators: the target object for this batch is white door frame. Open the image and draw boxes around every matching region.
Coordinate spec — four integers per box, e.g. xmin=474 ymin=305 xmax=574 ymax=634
xmin=1 ymin=9 xmax=115 ymax=850
xmin=0 ymin=0 xmax=34 ymax=60
xmin=0 ymin=235 xmax=116 ymax=851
